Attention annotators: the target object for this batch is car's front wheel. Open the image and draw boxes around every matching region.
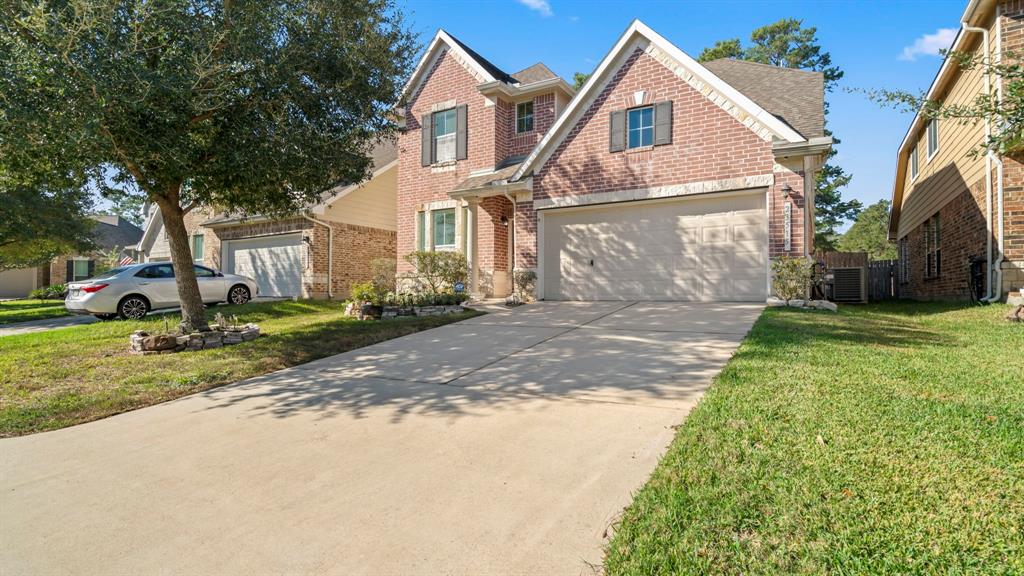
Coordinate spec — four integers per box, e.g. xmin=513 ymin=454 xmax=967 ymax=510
xmin=228 ymin=284 xmax=251 ymax=305
xmin=117 ymin=295 xmax=150 ymax=320
xmin=93 ymin=313 xmax=117 ymax=321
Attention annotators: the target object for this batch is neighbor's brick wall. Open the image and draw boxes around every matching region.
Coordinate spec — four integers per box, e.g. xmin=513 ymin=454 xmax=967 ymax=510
xmin=998 ymin=1 xmax=1024 ymax=292
xmin=514 ymin=200 xmax=537 ymax=269
xmin=49 ymin=256 xmax=68 ymax=285
xmin=531 ymin=46 xmax=805 ymax=260
xmin=901 ymin=176 xmax=990 ymax=300
xmin=327 ymin=222 xmax=397 ymax=300
xmin=211 ymin=218 xmax=322 ymax=297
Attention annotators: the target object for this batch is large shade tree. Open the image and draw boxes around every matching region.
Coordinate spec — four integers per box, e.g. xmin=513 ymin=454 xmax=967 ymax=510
xmin=1 ymin=0 xmax=416 ymax=329
xmin=698 ymin=18 xmax=861 ymax=251
xmin=838 ymin=199 xmax=897 ymax=261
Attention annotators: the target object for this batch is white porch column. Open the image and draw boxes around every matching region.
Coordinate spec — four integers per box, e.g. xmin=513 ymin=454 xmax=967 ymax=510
xmin=466 ymin=197 xmax=480 ymax=295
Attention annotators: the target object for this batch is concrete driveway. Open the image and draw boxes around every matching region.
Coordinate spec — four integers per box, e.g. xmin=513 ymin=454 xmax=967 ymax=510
xmin=0 ymin=301 xmax=762 ymax=575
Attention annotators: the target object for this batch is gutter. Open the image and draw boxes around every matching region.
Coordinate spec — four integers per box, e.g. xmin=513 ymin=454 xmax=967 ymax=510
xmin=302 ymin=215 xmax=334 ymax=299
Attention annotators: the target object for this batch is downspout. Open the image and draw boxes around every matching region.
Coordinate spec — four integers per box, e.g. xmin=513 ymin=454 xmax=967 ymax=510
xmin=962 ymin=21 xmax=997 ymax=301
xmin=303 ymin=215 xmax=334 ymax=299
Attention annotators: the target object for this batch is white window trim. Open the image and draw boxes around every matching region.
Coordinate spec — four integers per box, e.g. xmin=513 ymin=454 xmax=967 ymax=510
xmin=626 ymin=105 xmax=654 ymax=150
xmin=926 ymin=119 xmax=939 ymax=161
xmin=71 ymin=257 xmax=91 ymax=282
xmin=515 ymin=101 xmax=534 ymax=134
xmin=191 ymin=234 xmax=205 ymax=264
xmin=431 ymin=208 xmax=457 ymax=250
xmin=433 ymin=108 xmax=457 ymax=163
xmin=909 ymin=144 xmax=919 ymax=182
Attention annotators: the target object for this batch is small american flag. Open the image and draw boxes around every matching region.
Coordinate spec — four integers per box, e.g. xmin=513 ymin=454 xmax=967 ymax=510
xmin=119 ymin=255 xmax=135 ymax=266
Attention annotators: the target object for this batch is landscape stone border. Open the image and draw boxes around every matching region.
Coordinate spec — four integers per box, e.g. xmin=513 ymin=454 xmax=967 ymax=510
xmin=766 ymin=298 xmax=839 ymax=312
xmin=129 ymin=324 xmax=261 ymax=354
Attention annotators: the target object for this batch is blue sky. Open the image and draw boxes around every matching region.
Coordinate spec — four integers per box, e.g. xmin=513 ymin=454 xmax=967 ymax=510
xmin=400 ymin=0 xmax=966 ymax=226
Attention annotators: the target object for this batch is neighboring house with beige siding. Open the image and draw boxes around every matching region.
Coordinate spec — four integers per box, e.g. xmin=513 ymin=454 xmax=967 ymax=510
xmin=136 ymin=140 xmax=397 ymax=300
xmin=889 ymin=0 xmax=1024 ymax=301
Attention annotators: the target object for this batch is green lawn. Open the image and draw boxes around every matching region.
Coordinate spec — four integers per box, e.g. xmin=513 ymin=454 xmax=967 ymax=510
xmin=0 ymin=299 xmax=479 ymax=437
xmin=0 ymin=299 xmax=70 ymax=325
xmin=606 ymin=302 xmax=1023 ymax=574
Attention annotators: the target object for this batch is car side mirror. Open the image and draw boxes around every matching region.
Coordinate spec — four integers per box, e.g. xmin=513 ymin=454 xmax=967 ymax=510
xmin=216 ymin=272 xmax=224 ymax=277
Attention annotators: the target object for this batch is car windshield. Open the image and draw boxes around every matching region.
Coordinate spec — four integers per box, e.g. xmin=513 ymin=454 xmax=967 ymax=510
xmin=89 ymin=266 xmax=131 ymax=280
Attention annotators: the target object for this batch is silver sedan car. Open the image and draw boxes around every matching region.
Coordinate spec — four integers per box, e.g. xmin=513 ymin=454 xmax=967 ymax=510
xmin=65 ymin=262 xmax=260 ymax=320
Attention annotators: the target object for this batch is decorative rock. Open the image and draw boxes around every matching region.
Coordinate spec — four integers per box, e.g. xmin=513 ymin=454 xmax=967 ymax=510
xmin=811 ymin=300 xmax=838 ymax=312
xmin=444 ymin=305 xmax=464 ymax=314
xmin=1006 ymin=304 xmax=1024 ymax=322
xmin=787 ymin=299 xmax=805 ymax=308
xmin=766 ymin=297 xmax=786 ymax=307
xmin=240 ymin=328 xmax=259 ymax=341
xmin=1007 ymin=292 xmax=1024 ymax=306
xmin=141 ymin=334 xmax=177 ymax=351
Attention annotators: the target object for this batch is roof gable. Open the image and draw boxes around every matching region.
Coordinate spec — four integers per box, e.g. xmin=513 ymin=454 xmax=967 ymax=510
xmin=512 ymin=20 xmax=808 ymax=181
xmin=402 ymin=30 xmax=508 ymax=103
xmin=512 ymin=63 xmax=560 ymax=86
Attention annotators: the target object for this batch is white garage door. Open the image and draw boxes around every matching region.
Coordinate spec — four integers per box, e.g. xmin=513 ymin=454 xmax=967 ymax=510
xmin=542 ymin=192 xmax=767 ymax=301
xmin=0 ymin=268 xmax=38 ymax=299
xmin=224 ymin=234 xmax=303 ymax=298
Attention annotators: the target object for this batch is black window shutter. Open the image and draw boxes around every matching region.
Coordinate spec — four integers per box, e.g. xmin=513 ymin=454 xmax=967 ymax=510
xmin=66 ymin=260 xmax=73 ymax=282
xmin=654 ymin=101 xmax=673 ymax=145
xmin=87 ymin=260 xmax=95 ymax=278
xmin=421 ymin=113 xmax=432 ymax=167
xmin=456 ymin=104 xmax=468 ymax=160
xmin=609 ymin=110 xmax=626 ymax=152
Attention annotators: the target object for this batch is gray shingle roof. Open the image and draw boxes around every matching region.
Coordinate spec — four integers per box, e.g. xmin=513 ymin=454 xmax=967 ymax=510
xmin=702 ymin=58 xmax=825 ymax=139
xmin=452 ymin=163 xmax=522 ymax=193
xmin=445 ymin=33 xmax=517 ymax=85
xmin=90 ymin=215 xmax=143 ymax=250
xmin=511 ymin=63 xmax=560 ymax=86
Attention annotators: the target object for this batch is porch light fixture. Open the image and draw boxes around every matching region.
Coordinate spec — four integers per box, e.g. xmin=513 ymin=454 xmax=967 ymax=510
xmin=500 ymin=215 xmax=509 ymax=227
xmin=781 ymin=183 xmax=793 ymax=198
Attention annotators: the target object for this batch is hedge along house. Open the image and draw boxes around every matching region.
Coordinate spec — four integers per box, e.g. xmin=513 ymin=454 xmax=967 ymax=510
xmin=398 ymin=21 xmax=831 ymax=301
xmin=888 ymin=0 xmax=1024 ymax=302
xmin=136 ymin=140 xmax=397 ymax=299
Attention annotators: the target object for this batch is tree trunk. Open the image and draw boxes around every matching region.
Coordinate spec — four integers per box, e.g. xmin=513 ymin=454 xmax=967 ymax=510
xmin=158 ymin=201 xmax=209 ymax=332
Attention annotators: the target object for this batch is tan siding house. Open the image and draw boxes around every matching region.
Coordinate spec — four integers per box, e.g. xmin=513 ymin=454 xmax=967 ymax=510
xmin=890 ymin=0 xmax=1024 ymax=301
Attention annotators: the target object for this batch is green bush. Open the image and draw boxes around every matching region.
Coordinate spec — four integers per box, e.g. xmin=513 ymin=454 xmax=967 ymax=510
xmin=771 ymin=256 xmax=813 ymax=302
xmin=403 ymin=251 xmax=468 ymax=293
xmin=349 ymin=281 xmax=377 ymax=305
xmin=29 ymin=288 xmax=48 ymax=301
xmin=513 ymin=269 xmax=537 ymax=301
xmin=45 ymin=284 xmax=67 ymax=299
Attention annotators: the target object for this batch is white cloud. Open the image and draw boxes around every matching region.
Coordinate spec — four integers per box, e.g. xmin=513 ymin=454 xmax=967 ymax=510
xmin=518 ymin=0 xmax=553 ymax=17
xmin=899 ymin=28 xmax=957 ymax=61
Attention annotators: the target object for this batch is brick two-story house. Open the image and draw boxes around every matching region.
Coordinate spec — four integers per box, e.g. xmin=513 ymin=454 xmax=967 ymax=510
xmin=889 ymin=0 xmax=1024 ymax=302
xmin=398 ymin=21 xmax=831 ymax=301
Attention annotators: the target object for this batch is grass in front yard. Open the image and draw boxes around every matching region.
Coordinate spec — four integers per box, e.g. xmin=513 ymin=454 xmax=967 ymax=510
xmin=0 ymin=299 xmax=70 ymax=325
xmin=0 ymin=299 xmax=479 ymax=436
xmin=606 ymin=302 xmax=1023 ymax=574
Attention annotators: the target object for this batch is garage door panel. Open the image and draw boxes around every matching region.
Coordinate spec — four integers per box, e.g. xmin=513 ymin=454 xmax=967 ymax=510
xmin=225 ymin=234 xmax=302 ymax=298
xmin=543 ymin=192 xmax=767 ymax=302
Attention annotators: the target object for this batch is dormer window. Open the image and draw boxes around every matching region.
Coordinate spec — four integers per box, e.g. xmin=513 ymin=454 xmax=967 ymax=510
xmin=433 ymin=108 xmax=457 ymax=163
xmin=516 ymin=101 xmax=534 ymax=133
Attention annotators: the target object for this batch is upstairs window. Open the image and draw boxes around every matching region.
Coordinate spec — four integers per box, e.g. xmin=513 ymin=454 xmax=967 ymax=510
xmin=927 ymin=118 xmax=939 ymax=159
xmin=627 ymin=106 xmax=654 ymax=149
xmin=433 ymin=108 xmax=457 ymax=163
xmin=432 ymin=209 xmax=456 ymax=250
xmin=924 ymin=213 xmax=941 ymax=278
xmin=516 ymin=101 xmax=534 ymax=133
xmin=910 ymin=144 xmax=919 ymax=180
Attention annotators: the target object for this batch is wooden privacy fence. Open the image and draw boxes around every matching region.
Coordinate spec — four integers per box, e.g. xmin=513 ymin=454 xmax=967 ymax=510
xmin=868 ymin=259 xmax=900 ymax=301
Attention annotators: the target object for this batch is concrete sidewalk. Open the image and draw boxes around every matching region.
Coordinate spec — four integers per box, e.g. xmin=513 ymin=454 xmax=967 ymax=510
xmin=0 ymin=301 xmax=762 ymax=574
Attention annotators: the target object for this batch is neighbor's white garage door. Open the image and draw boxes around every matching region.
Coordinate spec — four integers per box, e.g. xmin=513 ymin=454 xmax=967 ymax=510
xmin=224 ymin=234 xmax=303 ymax=298
xmin=0 ymin=267 xmax=38 ymax=299
xmin=542 ymin=192 xmax=767 ymax=301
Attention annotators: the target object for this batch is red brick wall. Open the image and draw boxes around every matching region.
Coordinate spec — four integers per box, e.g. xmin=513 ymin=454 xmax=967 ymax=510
xmin=396 ymin=49 xmax=508 ymax=284
xmin=328 ymin=222 xmax=398 ymax=300
xmin=900 ymin=176 xmax=989 ymax=300
xmin=530 ymin=47 xmax=805 ymax=260
xmin=507 ymin=93 xmax=556 ymax=159
xmin=514 ymin=200 xmax=537 ymax=269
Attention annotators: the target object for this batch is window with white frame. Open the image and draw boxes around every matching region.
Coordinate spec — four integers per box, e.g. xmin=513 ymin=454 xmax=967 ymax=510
xmin=899 ymin=237 xmax=909 ymax=283
xmin=432 ymin=209 xmax=456 ymax=250
xmin=72 ymin=259 xmax=91 ymax=282
xmin=924 ymin=213 xmax=941 ymax=278
xmin=910 ymin=144 xmax=919 ymax=180
xmin=516 ymin=101 xmax=534 ymax=133
xmin=191 ymin=234 xmax=204 ymax=264
xmin=927 ymin=118 xmax=939 ymax=158
xmin=627 ymin=106 xmax=654 ymax=149
xmin=416 ymin=211 xmax=426 ymax=251
xmin=432 ymin=108 xmax=457 ymax=163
